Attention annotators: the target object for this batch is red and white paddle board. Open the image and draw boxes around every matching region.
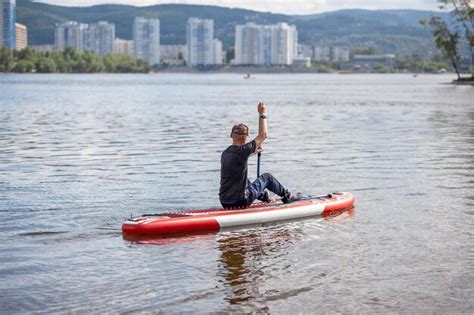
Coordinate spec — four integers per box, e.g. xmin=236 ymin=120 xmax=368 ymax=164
xmin=122 ymin=192 xmax=355 ymax=236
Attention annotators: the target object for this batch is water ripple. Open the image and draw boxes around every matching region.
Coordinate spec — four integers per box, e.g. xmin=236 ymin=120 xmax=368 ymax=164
xmin=0 ymin=73 xmax=473 ymax=313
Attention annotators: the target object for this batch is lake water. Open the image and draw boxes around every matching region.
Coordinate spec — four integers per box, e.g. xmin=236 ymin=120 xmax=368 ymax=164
xmin=0 ymin=73 xmax=473 ymax=313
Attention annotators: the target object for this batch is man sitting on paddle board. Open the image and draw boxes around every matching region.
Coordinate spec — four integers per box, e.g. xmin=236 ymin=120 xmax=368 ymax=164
xmin=219 ymin=102 xmax=302 ymax=209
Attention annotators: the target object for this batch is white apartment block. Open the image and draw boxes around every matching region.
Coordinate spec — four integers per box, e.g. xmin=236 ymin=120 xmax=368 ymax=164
xmin=234 ymin=22 xmax=262 ymax=65
xmin=234 ymin=22 xmax=298 ymax=66
xmin=186 ymin=18 xmax=217 ymax=66
xmin=88 ymin=21 xmax=115 ymax=55
xmin=274 ymin=23 xmax=298 ymax=65
xmin=133 ymin=17 xmax=160 ymax=65
xmin=213 ymin=38 xmax=223 ymax=65
xmin=55 ymin=22 xmax=89 ymax=51
xmin=55 ymin=21 xmax=115 ymax=56
xmin=113 ymin=38 xmax=134 ymax=56
xmin=15 ymin=22 xmax=27 ymax=50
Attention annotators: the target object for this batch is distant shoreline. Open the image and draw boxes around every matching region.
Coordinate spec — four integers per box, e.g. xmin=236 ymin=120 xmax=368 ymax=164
xmin=0 ymin=70 xmax=462 ymax=76
xmin=157 ymin=66 xmax=457 ymax=75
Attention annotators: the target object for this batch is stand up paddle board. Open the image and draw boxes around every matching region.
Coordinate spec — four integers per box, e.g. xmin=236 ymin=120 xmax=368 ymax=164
xmin=122 ymin=192 xmax=355 ymax=236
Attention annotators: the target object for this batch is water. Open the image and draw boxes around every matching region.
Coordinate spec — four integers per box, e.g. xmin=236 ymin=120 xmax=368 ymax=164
xmin=0 ymin=73 xmax=473 ymax=313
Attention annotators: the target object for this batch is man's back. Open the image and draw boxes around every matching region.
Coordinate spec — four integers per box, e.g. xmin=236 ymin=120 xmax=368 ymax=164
xmin=219 ymin=140 xmax=256 ymax=203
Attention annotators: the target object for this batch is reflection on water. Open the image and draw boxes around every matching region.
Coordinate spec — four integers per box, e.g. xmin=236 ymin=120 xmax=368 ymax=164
xmin=216 ymin=209 xmax=354 ymax=312
xmin=0 ymin=74 xmax=473 ymax=313
xmin=218 ymin=231 xmax=287 ymax=313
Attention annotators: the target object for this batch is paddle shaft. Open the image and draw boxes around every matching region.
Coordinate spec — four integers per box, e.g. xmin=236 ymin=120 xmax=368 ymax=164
xmin=257 ymin=152 xmax=261 ymax=177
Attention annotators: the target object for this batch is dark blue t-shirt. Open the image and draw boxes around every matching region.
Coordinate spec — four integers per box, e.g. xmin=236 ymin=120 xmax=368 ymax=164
xmin=219 ymin=140 xmax=257 ymax=203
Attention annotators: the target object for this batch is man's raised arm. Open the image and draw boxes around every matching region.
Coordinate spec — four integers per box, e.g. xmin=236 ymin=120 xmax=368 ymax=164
xmin=254 ymin=102 xmax=267 ymax=149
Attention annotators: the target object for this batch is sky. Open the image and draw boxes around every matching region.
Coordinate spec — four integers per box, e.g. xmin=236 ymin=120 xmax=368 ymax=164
xmin=35 ymin=0 xmax=442 ymax=14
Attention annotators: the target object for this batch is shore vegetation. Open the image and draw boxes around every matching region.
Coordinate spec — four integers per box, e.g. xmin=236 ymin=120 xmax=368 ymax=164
xmin=0 ymin=47 xmax=151 ymax=73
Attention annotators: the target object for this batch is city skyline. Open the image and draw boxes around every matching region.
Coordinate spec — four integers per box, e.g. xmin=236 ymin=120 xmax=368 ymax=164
xmin=35 ymin=0 xmax=441 ymax=15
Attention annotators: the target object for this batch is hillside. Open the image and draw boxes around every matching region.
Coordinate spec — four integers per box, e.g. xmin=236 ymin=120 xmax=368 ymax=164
xmin=17 ymin=0 xmax=446 ymax=56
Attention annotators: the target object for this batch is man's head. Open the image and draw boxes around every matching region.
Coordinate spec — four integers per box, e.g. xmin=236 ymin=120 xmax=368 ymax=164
xmin=230 ymin=123 xmax=249 ymax=142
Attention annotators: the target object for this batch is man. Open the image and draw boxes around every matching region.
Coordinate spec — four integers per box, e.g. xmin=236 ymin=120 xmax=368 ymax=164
xmin=219 ymin=102 xmax=302 ymax=209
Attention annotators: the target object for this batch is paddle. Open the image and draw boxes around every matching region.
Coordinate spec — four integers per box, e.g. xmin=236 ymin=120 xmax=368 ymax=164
xmin=257 ymin=151 xmax=261 ymax=177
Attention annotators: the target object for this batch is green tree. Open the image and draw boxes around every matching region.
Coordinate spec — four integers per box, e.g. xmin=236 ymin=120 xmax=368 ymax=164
xmin=226 ymin=47 xmax=235 ymax=64
xmin=0 ymin=46 xmax=15 ymax=72
xmin=395 ymin=56 xmax=417 ymax=71
xmin=103 ymin=53 xmax=117 ymax=72
xmin=83 ymin=51 xmax=104 ymax=72
xmin=421 ymin=17 xmax=462 ymax=80
xmin=136 ymin=58 xmax=151 ymax=73
xmin=13 ymin=60 xmax=35 ymax=73
xmin=36 ymin=57 xmax=57 ymax=73
xmin=63 ymin=47 xmax=79 ymax=72
xmin=50 ymin=51 xmax=70 ymax=73
xmin=439 ymin=0 xmax=474 ymax=78
xmin=311 ymin=61 xmax=334 ymax=73
xmin=373 ymin=65 xmax=392 ymax=73
xmin=16 ymin=47 xmax=37 ymax=63
xmin=114 ymin=55 xmax=133 ymax=73
xmin=420 ymin=61 xmax=447 ymax=72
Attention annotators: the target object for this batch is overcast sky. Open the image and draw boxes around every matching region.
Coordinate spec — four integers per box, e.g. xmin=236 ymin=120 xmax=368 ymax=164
xmin=35 ymin=0 xmax=442 ymax=14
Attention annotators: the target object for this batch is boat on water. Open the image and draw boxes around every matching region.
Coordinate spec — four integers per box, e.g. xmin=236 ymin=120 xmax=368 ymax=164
xmin=122 ymin=192 xmax=355 ymax=237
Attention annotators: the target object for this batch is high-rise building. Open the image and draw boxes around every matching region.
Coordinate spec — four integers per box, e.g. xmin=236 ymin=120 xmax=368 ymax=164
xmin=213 ymin=39 xmax=223 ymax=65
xmin=133 ymin=17 xmax=160 ymax=65
xmin=113 ymin=38 xmax=134 ymax=56
xmin=234 ymin=22 xmax=298 ymax=66
xmin=55 ymin=22 xmax=88 ymax=51
xmin=234 ymin=23 xmax=262 ymax=65
xmin=186 ymin=18 xmax=215 ymax=66
xmin=87 ymin=21 xmax=115 ymax=55
xmin=270 ymin=23 xmax=298 ymax=65
xmin=15 ymin=22 xmax=26 ymax=50
xmin=0 ymin=0 xmax=16 ymax=49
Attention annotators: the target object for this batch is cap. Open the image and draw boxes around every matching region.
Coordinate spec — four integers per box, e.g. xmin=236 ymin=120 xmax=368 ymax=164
xmin=231 ymin=123 xmax=249 ymax=136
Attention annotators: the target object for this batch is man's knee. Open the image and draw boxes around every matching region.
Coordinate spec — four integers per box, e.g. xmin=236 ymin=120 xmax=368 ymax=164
xmin=261 ymin=172 xmax=273 ymax=180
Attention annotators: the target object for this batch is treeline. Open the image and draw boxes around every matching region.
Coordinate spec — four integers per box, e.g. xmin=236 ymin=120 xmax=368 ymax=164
xmin=0 ymin=47 xmax=151 ymax=73
xmin=310 ymin=57 xmax=451 ymax=73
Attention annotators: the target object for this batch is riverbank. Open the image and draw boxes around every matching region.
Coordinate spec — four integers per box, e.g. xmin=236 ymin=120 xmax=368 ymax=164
xmin=452 ymin=77 xmax=474 ymax=85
